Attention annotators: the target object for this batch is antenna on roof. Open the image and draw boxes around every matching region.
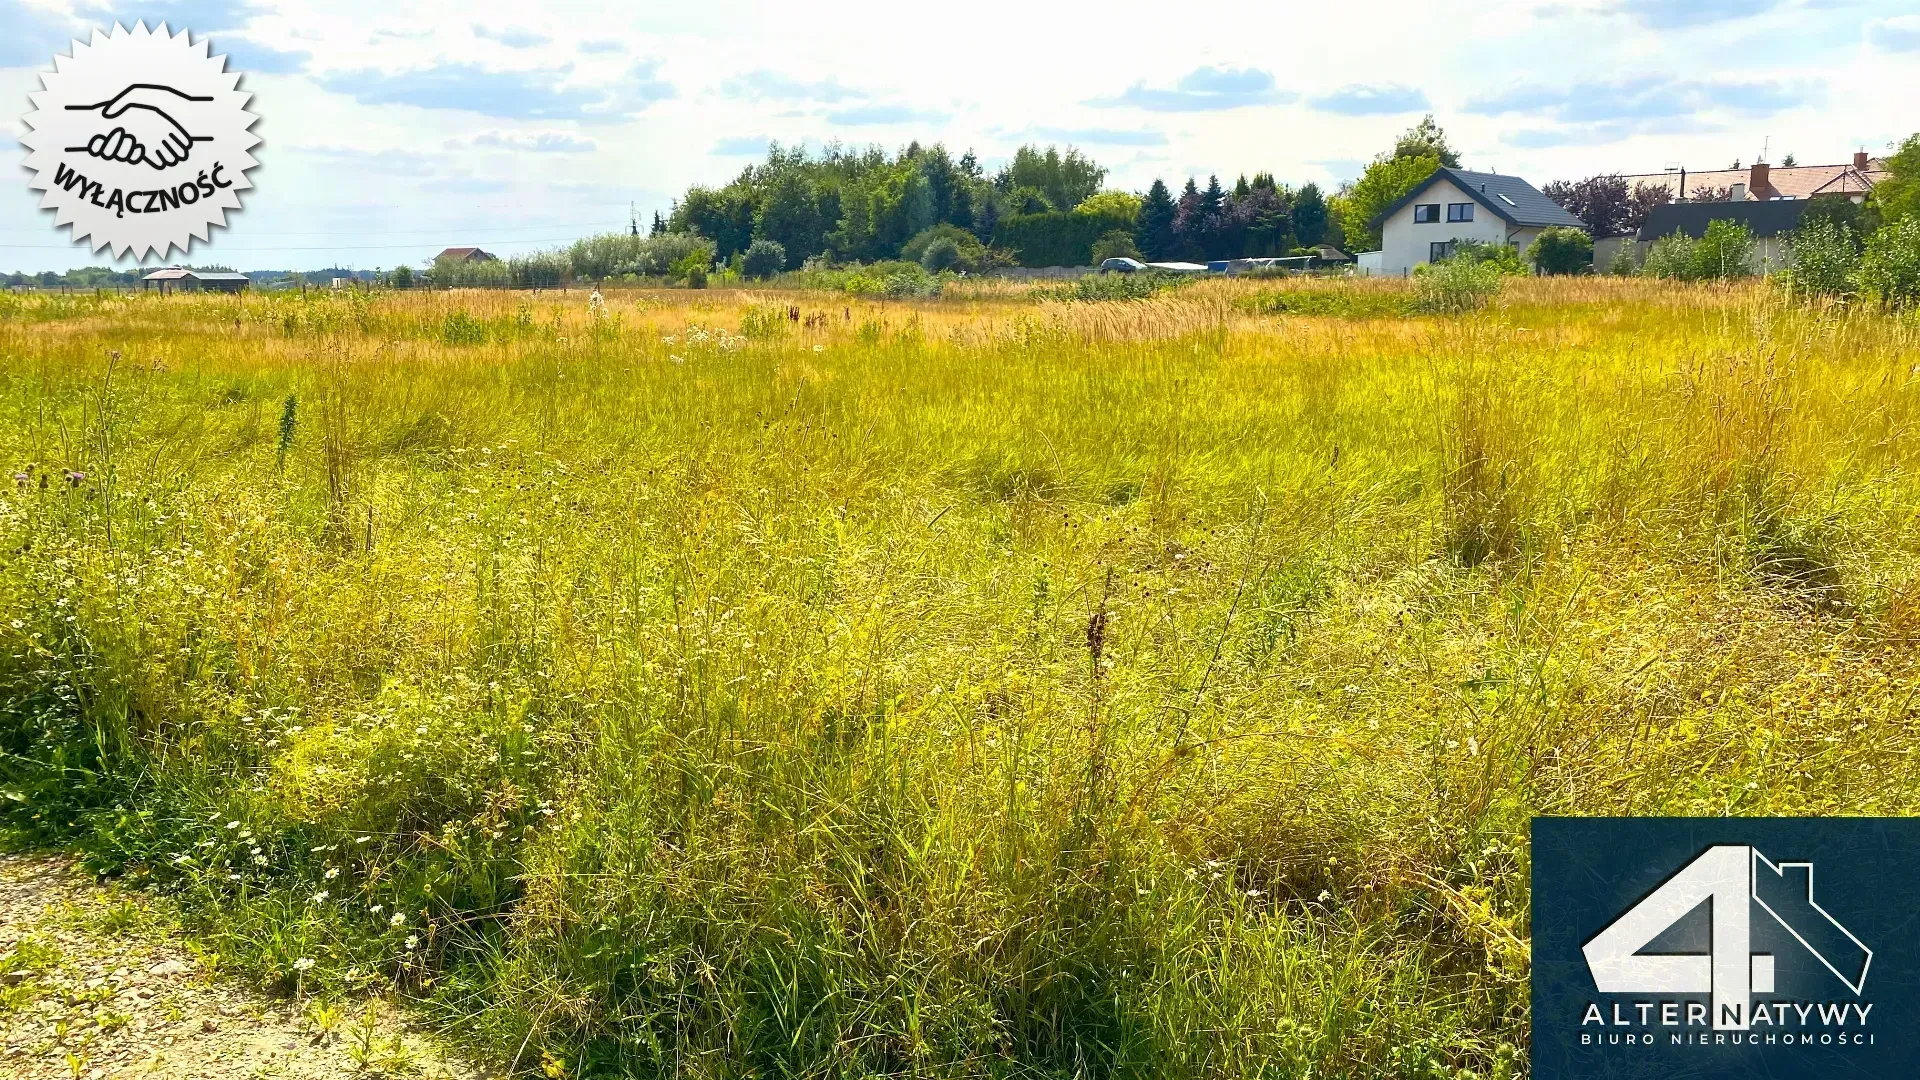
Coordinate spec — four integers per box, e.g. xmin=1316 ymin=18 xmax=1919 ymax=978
xmin=1759 ymin=136 xmax=1769 ymax=164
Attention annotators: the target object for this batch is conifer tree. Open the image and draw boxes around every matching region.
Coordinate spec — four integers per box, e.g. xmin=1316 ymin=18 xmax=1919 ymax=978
xmin=1292 ymin=183 xmax=1328 ymax=247
xmin=1135 ymin=179 xmax=1177 ymax=260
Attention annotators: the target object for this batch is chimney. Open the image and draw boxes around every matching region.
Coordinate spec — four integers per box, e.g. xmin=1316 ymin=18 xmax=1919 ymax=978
xmin=1854 ymin=150 xmax=1871 ymax=171
xmin=1729 ymin=182 xmax=1747 ymax=202
xmin=1749 ymin=162 xmax=1769 ymax=199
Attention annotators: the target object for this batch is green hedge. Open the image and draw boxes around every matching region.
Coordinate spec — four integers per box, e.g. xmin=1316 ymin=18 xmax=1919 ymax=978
xmin=994 ymin=211 xmax=1134 ymax=267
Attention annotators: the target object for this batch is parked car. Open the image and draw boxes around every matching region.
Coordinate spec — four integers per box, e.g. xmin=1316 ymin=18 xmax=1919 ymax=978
xmin=1099 ymin=257 xmax=1146 ymax=274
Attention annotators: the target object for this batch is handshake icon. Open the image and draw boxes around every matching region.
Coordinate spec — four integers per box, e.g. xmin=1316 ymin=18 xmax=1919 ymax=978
xmin=63 ymin=82 xmax=214 ymax=171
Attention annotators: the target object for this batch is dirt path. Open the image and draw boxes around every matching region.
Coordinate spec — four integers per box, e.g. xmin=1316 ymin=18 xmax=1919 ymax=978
xmin=0 ymin=854 xmax=491 ymax=1079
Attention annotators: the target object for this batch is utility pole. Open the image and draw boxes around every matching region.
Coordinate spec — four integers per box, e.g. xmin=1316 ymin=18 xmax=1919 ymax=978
xmin=630 ymin=202 xmax=639 ymax=237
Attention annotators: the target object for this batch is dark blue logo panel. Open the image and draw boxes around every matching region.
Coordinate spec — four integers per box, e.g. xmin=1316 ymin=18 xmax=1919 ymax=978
xmin=1533 ymin=818 xmax=1920 ymax=1080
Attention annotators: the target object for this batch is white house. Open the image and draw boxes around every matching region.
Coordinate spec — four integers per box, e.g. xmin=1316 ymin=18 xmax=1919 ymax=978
xmin=1364 ymin=168 xmax=1588 ymax=276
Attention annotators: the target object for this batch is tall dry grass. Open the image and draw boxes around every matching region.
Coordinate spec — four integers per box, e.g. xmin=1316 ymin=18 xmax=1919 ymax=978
xmin=2 ymin=277 xmax=1917 ymax=1078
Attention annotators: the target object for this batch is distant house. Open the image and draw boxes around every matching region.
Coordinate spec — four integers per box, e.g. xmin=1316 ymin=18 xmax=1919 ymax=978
xmin=434 ymin=247 xmax=498 ymax=263
xmin=1634 ymin=199 xmax=1812 ymax=273
xmin=1621 ymin=154 xmax=1885 ymax=206
xmin=1365 ymin=168 xmax=1588 ymax=276
xmin=141 ymin=267 xmax=249 ymax=294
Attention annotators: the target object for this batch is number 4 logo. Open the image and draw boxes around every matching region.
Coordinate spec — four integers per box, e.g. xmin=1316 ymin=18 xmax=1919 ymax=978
xmin=1583 ymin=845 xmax=1872 ymax=1030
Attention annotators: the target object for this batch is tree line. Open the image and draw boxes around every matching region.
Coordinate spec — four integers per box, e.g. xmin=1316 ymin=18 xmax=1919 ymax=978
xmin=645 ymin=117 xmax=1503 ymax=273
xmin=10 ymin=124 xmax=1917 ymax=286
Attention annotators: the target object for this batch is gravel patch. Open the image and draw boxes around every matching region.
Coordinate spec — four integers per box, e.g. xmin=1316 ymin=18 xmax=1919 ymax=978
xmin=0 ymin=854 xmax=491 ymax=1079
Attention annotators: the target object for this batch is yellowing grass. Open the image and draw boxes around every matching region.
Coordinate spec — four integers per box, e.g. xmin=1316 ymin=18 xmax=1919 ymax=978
xmin=1 ymin=277 xmax=1917 ymax=1078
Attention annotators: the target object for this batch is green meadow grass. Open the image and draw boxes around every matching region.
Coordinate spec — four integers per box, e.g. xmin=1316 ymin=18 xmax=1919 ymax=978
xmin=3 ymin=277 xmax=1918 ymax=1078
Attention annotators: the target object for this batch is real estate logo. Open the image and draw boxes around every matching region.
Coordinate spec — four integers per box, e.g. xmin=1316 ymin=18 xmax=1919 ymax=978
xmin=19 ymin=22 xmax=259 ymax=260
xmin=1533 ymin=818 xmax=1920 ymax=1080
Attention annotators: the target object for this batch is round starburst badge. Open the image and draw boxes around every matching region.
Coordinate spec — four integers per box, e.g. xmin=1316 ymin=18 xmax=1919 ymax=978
xmin=20 ymin=23 xmax=260 ymax=260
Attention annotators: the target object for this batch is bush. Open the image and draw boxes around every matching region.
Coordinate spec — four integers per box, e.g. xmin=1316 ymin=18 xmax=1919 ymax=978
xmin=920 ymin=238 xmax=961 ymax=273
xmin=1691 ymin=219 xmax=1755 ymax=279
xmin=440 ymin=310 xmax=486 ymax=345
xmin=670 ymin=247 xmax=712 ymax=289
xmin=902 ymin=225 xmax=985 ymax=272
xmin=1605 ymin=243 xmax=1637 ymax=276
xmin=388 ymin=264 xmax=413 ymax=289
xmin=1412 ymin=257 xmax=1503 ymax=314
xmin=1527 ymin=227 xmax=1593 ymax=275
xmin=1802 ymin=194 xmax=1875 ymax=246
xmin=642 ymin=234 xmax=717 ymax=278
xmin=1448 ymin=240 xmax=1528 ymax=275
xmin=1039 ymin=270 xmax=1190 ymax=303
xmin=1855 ymin=215 xmax=1920 ymax=308
xmin=831 ymin=261 xmax=943 ymax=298
xmin=741 ymin=239 xmax=787 ymax=280
xmin=1640 ymin=234 xmax=1695 ymax=279
xmin=1090 ymin=230 xmax=1143 ymax=264
xmin=1782 ymin=220 xmax=1858 ymax=299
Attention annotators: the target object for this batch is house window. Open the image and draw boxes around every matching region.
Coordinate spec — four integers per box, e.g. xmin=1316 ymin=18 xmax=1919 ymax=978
xmin=1430 ymin=241 xmax=1456 ymax=262
xmin=1414 ymin=203 xmax=1441 ymax=223
xmin=1447 ymin=203 xmax=1474 ymax=222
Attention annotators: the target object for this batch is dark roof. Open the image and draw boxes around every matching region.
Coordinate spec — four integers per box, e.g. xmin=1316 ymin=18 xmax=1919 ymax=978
xmin=1370 ymin=167 xmax=1589 ymax=231
xmin=141 ymin=268 xmax=248 ymax=282
xmin=435 ymin=247 xmax=496 ymax=262
xmin=1636 ymin=199 xmax=1810 ymax=241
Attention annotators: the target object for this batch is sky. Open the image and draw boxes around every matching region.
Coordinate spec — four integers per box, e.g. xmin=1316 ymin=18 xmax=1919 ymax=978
xmin=3 ymin=0 xmax=1917 ymax=272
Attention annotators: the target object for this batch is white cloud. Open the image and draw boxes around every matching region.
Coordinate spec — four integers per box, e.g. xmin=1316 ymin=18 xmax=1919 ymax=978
xmin=1088 ymin=66 xmax=1295 ymax=112
xmin=1 ymin=0 xmax=1913 ymax=273
xmin=1867 ymin=15 xmax=1920 ymax=51
xmin=472 ymin=130 xmax=598 ymax=153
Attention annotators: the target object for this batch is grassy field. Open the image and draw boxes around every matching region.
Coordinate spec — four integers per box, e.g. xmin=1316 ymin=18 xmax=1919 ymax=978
xmin=3 ymin=276 xmax=1918 ymax=1078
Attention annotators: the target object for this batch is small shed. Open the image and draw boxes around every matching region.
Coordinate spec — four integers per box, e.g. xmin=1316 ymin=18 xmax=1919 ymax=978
xmin=141 ymin=268 xmax=250 ymax=294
